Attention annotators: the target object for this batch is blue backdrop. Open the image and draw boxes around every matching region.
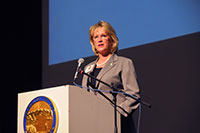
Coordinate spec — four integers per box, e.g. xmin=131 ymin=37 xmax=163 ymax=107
xmin=49 ymin=0 xmax=200 ymax=65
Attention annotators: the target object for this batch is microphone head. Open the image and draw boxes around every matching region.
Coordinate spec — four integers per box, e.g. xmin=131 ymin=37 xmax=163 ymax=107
xmin=78 ymin=58 xmax=84 ymax=64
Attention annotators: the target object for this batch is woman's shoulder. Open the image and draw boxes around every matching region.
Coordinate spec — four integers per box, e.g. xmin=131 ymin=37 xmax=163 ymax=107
xmin=115 ymin=54 xmax=134 ymax=64
xmin=115 ymin=54 xmax=136 ymax=71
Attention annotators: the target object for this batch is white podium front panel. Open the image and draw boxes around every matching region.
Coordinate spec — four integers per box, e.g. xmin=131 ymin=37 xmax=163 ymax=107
xmin=18 ymin=85 xmax=69 ymax=133
xmin=18 ymin=85 xmax=120 ymax=133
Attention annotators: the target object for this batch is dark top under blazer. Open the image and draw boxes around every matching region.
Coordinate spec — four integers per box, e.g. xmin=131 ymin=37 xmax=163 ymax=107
xmin=82 ymin=53 xmax=140 ymax=117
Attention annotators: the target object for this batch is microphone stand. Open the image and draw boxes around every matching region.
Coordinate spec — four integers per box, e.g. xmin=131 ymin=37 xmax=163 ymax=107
xmin=74 ymin=70 xmax=151 ymax=133
xmin=80 ymin=70 xmax=151 ymax=108
xmin=112 ymin=87 xmax=118 ymax=133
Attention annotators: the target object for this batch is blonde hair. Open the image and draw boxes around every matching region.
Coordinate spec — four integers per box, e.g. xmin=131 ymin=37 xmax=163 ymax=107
xmin=89 ymin=20 xmax=119 ymax=55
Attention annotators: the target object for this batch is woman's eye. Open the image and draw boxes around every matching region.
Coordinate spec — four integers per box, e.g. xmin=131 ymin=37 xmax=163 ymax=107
xmin=94 ymin=36 xmax=98 ymax=39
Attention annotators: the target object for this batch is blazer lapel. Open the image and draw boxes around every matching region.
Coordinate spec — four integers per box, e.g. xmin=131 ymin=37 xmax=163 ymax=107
xmin=96 ymin=54 xmax=118 ymax=80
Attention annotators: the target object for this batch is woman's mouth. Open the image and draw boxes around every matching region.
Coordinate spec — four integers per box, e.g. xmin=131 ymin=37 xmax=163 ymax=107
xmin=98 ymin=43 xmax=104 ymax=47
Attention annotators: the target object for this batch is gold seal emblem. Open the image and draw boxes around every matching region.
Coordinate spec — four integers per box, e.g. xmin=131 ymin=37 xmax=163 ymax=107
xmin=24 ymin=96 xmax=58 ymax=133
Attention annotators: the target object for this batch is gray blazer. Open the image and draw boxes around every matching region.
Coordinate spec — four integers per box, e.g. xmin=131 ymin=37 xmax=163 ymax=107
xmin=82 ymin=54 xmax=140 ymax=117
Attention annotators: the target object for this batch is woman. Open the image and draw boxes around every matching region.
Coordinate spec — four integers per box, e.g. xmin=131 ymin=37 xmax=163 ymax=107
xmin=82 ymin=20 xmax=140 ymax=133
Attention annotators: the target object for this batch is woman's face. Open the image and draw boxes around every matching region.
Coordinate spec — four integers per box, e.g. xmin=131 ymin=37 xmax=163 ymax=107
xmin=93 ymin=27 xmax=113 ymax=56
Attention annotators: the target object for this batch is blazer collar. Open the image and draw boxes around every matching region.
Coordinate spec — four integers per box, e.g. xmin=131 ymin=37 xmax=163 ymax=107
xmin=96 ymin=53 xmax=118 ymax=80
xmin=84 ymin=53 xmax=118 ymax=78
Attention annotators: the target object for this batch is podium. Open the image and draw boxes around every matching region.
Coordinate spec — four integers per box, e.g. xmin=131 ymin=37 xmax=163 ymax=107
xmin=18 ymin=85 xmax=121 ymax=133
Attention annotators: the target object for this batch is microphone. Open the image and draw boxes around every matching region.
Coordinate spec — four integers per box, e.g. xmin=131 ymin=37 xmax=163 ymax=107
xmin=74 ymin=58 xmax=84 ymax=80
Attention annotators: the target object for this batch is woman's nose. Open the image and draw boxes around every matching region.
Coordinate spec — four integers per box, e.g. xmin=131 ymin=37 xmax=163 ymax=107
xmin=98 ymin=39 xmax=103 ymax=42
xmin=98 ymin=37 xmax=103 ymax=42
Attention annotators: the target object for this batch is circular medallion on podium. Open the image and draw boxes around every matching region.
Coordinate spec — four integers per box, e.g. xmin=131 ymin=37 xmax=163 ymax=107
xmin=23 ymin=96 xmax=58 ymax=133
